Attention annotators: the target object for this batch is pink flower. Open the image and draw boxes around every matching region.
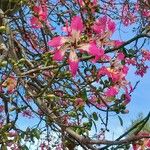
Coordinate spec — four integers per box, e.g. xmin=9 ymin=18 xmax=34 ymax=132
xmin=33 ymin=6 xmax=47 ymax=21
xmin=98 ymin=66 xmax=108 ymax=76
xmin=48 ymin=16 xmax=83 ymax=76
xmin=48 ymin=16 xmax=104 ymax=76
xmin=125 ymin=58 xmax=137 ymax=66
xmin=98 ymin=61 xmax=129 ymax=85
xmin=22 ymin=109 xmax=32 ymax=118
xmin=142 ymin=50 xmax=150 ymax=61
xmin=30 ymin=17 xmax=42 ymax=28
xmin=121 ymin=4 xmax=137 ymax=26
xmin=117 ymin=52 xmax=125 ymax=60
xmin=134 ymin=2 xmax=139 ymax=12
xmin=40 ymin=142 xmax=49 ymax=150
xmin=135 ymin=63 xmax=148 ymax=77
xmin=79 ymin=41 xmax=105 ymax=62
xmin=8 ymin=131 xmax=18 ymax=137
xmin=105 ymin=86 xmax=118 ymax=97
xmin=122 ymin=65 xmax=129 ymax=75
xmin=92 ymin=16 xmax=107 ymax=34
xmin=142 ymin=9 xmax=150 ymax=17
xmin=68 ymin=51 xmax=79 ymax=76
xmin=132 ymin=132 xmax=150 ymax=150
xmin=92 ymin=16 xmax=116 ymax=35
xmin=113 ymin=40 xmax=124 ymax=47
xmin=53 ymin=49 xmax=65 ymax=61
xmin=30 ymin=5 xmax=48 ymax=28
xmin=48 ymin=36 xmax=67 ymax=47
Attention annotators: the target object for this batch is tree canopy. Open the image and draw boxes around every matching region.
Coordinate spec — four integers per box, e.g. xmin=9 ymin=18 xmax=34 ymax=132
xmin=0 ymin=0 xmax=150 ymax=149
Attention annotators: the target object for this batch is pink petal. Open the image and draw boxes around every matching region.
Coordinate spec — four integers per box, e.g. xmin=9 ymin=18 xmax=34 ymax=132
xmin=39 ymin=12 xmax=47 ymax=21
xmin=93 ymin=0 xmax=98 ymax=5
xmin=62 ymin=21 xmax=71 ymax=34
xmin=122 ymin=65 xmax=129 ymax=75
xmin=69 ymin=60 xmax=79 ymax=76
xmin=147 ymin=139 xmax=150 ymax=147
xmin=88 ymin=42 xmax=104 ymax=58
xmin=77 ymin=0 xmax=84 ymax=7
xmin=132 ymin=144 xmax=138 ymax=150
xmin=105 ymin=86 xmax=118 ymax=97
xmin=71 ymin=16 xmax=83 ymax=32
xmin=98 ymin=66 xmax=108 ymax=76
xmin=92 ymin=16 xmax=107 ymax=34
xmin=33 ymin=6 xmax=42 ymax=13
xmin=48 ymin=36 xmax=65 ymax=47
xmin=117 ymin=52 xmax=125 ymax=60
xmin=69 ymin=51 xmax=79 ymax=76
xmin=113 ymin=40 xmax=124 ymax=47
xmin=107 ymin=18 xmax=116 ymax=33
xmin=53 ymin=49 xmax=65 ymax=61
xmin=92 ymin=16 xmax=116 ymax=35
xmin=123 ymin=87 xmax=131 ymax=105
xmin=33 ymin=6 xmax=48 ymax=21
xmin=30 ymin=17 xmax=42 ymax=28
xmin=79 ymin=43 xmax=104 ymax=61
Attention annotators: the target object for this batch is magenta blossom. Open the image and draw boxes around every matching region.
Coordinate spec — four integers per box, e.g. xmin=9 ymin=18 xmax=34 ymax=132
xmin=92 ymin=16 xmax=116 ymax=36
xmin=48 ymin=16 xmax=104 ymax=76
xmin=105 ymin=86 xmax=118 ymax=97
xmin=117 ymin=52 xmax=125 ymax=60
xmin=30 ymin=5 xmax=48 ymax=28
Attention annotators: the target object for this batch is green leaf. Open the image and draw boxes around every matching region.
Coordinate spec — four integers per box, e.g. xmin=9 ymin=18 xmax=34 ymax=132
xmin=76 ymin=128 xmax=82 ymax=135
xmin=21 ymin=145 xmax=29 ymax=150
xmin=1 ymin=145 xmax=7 ymax=150
xmin=33 ymin=129 xmax=40 ymax=140
xmin=92 ymin=112 xmax=98 ymax=121
xmin=80 ymin=89 xmax=88 ymax=101
xmin=118 ymin=116 xmax=123 ymax=126
xmin=68 ymin=111 xmax=76 ymax=117
xmin=0 ymin=26 xmax=6 ymax=33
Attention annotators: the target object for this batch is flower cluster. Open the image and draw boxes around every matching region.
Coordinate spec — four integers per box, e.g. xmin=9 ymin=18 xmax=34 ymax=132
xmin=48 ymin=15 xmax=117 ymax=76
xmin=98 ymin=54 xmax=132 ymax=103
xmin=30 ymin=3 xmax=48 ymax=28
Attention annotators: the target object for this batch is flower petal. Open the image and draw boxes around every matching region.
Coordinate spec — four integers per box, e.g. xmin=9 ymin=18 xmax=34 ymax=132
xmin=53 ymin=49 xmax=65 ymax=61
xmin=30 ymin=17 xmax=42 ymax=28
xmin=79 ymin=42 xmax=104 ymax=62
xmin=92 ymin=16 xmax=107 ymax=34
xmin=107 ymin=18 xmax=116 ymax=33
xmin=71 ymin=16 xmax=83 ymax=32
xmin=92 ymin=16 xmax=116 ymax=35
xmin=48 ymin=36 xmax=66 ymax=47
xmin=69 ymin=51 xmax=79 ymax=76
xmin=88 ymin=42 xmax=104 ymax=58
xmin=117 ymin=52 xmax=125 ymax=60
xmin=105 ymin=86 xmax=118 ymax=97
xmin=113 ymin=40 xmax=124 ymax=47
